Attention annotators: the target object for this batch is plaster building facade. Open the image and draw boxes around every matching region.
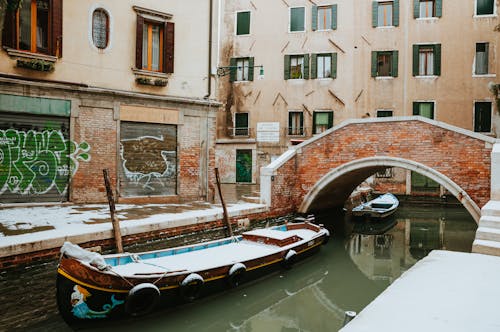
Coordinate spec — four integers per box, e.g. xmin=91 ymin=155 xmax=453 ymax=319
xmin=0 ymin=0 xmax=220 ymax=204
xmin=216 ymin=0 xmax=500 ymax=192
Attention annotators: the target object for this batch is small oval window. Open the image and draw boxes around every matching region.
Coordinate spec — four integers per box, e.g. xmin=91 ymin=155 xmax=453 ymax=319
xmin=92 ymin=9 xmax=109 ymax=49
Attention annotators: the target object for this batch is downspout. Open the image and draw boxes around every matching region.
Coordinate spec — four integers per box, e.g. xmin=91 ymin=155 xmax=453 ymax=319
xmin=205 ymin=0 xmax=213 ymax=99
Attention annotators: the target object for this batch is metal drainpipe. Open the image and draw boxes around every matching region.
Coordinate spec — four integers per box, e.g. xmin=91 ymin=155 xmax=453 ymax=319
xmin=205 ymin=0 xmax=213 ymax=201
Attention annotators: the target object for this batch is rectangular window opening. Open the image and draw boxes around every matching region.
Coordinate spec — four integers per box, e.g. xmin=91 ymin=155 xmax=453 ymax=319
xmin=378 ymin=2 xmax=393 ymax=27
xmin=288 ymin=112 xmax=304 ymax=136
xmin=317 ymin=6 xmax=332 ymax=30
xmin=475 ymin=42 xmax=489 ymax=75
xmin=290 ymin=55 xmax=304 ymax=79
xmin=236 ymin=11 xmax=250 ymax=35
xmin=474 ymin=102 xmax=492 ymax=132
xmin=290 ymin=7 xmax=305 ymax=32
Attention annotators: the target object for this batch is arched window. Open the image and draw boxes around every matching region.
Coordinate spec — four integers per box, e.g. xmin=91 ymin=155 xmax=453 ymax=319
xmin=92 ymin=9 xmax=109 ymax=49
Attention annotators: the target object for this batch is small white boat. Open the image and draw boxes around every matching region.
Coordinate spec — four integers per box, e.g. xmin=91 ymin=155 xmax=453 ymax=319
xmin=351 ymin=193 xmax=399 ymax=219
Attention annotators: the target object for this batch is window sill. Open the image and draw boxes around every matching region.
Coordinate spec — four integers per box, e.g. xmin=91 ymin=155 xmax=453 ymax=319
xmin=375 ymin=26 xmax=395 ymax=29
xmin=4 ymin=47 xmax=57 ymax=63
xmin=233 ymin=80 xmax=252 ymax=83
xmin=415 ymin=75 xmax=438 ymax=80
xmin=132 ymin=68 xmax=169 ymax=79
xmin=473 ymin=74 xmax=496 ymax=78
xmin=288 ymin=30 xmax=306 ymax=33
xmin=375 ymin=76 xmax=395 ymax=80
xmin=416 ymin=17 xmax=439 ymax=21
xmin=132 ymin=69 xmax=169 ymax=87
xmin=473 ymin=14 xmax=497 ymax=18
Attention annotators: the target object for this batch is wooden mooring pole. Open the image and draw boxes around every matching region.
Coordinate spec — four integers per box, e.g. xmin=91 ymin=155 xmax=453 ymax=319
xmin=103 ymin=169 xmax=123 ymax=253
xmin=215 ymin=168 xmax=233 ymax=237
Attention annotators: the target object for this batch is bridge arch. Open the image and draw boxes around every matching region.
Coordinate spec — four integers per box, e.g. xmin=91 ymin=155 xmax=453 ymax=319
xmin=298 ymin=156 xmax=481 ymax=222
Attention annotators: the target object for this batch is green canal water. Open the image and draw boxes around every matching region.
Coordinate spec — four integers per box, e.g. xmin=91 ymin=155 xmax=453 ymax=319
xmin=84 ymin=204 xmax=476 ymax=332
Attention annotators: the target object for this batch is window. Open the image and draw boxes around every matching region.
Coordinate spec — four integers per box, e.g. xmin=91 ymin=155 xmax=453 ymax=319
xmin=414 ymin=0 xmax=442 ymax=18
xmin=234 ymin=113 xmax=249 ymax=136
xmin=284 ymin=54 xmax=309 ymax=79
xmin=412 ymin=44 xmax=441 ymax=76
xmin=476 ymin=0 xmax=494 ymax=15
xmin=311 ymin=53 xmax=337 ymax=79
xmin=229 ymin=57 xmax=255 ymax=82
xmin=92 ymin=9 xmax=109 ymax=49
xmin=288 ymin=112 xmax=304 ymax=135
xmin=135 ymin=7 xmax=174 ymax=74
xmin=474 ymin=102 xmax=492 ymax=132
xmin=313 ymin=111 xmax=333 ymax=134
xmin=290 ymin=7 xmax=305 ymax=32
xmin=413 ymin=102 xmax=434 ymax=119
xmin=2 ymin=0 xmax=63 ymax=57
xmin=236 ymin=11 xmax=250 ymax=35
xmin=377 ymin=110 xmax=393 ymax=117
xmin=376 ymin=168 xmax=393 ymax=178
xmin=371 ymin=51 xmax=398 ymax=77
xmin=312 ymin=5 xmax=338 ymax=31
xmin=475 ymin=43 xmax=489 ymax=75
xmin=372 ymin=1 xmax=399 ymax=27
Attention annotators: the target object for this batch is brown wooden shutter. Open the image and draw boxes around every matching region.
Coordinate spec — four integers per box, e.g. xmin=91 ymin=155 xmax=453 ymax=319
xmin=51 ymin=0 xmax=63 ymax=57
xmin=164 ymin=22 xmax=174 ymax=73
xmin=136 ymin=15 xmax=144 ymax=69
xmin=2 ymin=8 xmax=17 ymax=49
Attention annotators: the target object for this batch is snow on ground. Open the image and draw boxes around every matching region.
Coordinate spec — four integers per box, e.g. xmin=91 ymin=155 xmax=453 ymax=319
xmin=340 ymin=250 xmax=500 ymax=332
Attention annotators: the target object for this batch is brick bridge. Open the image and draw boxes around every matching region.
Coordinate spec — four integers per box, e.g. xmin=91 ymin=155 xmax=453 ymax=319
xmin=260 ymin=117 xmax=500 ymax=255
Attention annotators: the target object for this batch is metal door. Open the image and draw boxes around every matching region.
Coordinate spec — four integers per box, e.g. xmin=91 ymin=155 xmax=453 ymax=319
xmin=236 ymin=149 xmax=252 ymax=183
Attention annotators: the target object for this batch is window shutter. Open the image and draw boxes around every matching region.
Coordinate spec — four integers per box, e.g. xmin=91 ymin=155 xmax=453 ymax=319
xmin=328 ymin=112 xmax=333 ymax=128
xmin=311 ymin=5 xmax=318 ymax=31
xmin=434 ymin=44 xmax=441 ymax=76
xmin=248 ymin=57 xmax=255 ymax=81
xmin=331 ymin=53 xmax=337 ymax=79
xmin=311 ymin=54 xmax=317 ymax=79
xmin=299 ymin=112 xmax=304 ymax=130
xmin=288 ymin=112 xmax=293 ymax=134
xmin=413 ymin=102 xmax=419 ymax=115
xmin=331 ymin=5 xmax=338 ymax=30
xmin=229 ymin=58 xmax=237 ymax=82
xmin=436 ymin=0 xmax=442 ymax=17
xmin=412 ymin=45 xmax=419 ymax=76
xmin=284 ymin=55 xmax=291 ymax=80
xmin=371 ymin=51 xmax=378 ymax=77
xmin=392 ymin=50 xmax=398 ymax=77
xmin=164 ymin=22 xmax=175 ymax=73
xmin=136 ymin=15 xmax=144 ymax=69
xmin=51 ymin=0 xmax=63 ymax=57
xmin=303 ymin=54 xmax=310 ymax=79
xmin=413 ymin=0 xmax=420 ymax=18
xmin=372 ymin=2 xmax=378 ymax=27
xmin=2 ymin=8 xmax=17 ymax=49
xmin=312 ymin=113 xmax=317 ymax=133
xmin=393 ymin=0 xmax=400 ymax=26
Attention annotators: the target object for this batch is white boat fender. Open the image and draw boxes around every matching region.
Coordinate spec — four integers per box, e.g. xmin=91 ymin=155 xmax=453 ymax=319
xmin=179 ymin=273 xmax=204 ymax=302
xmin=125 ymin=283 xmax=160 ymax=316
xmin=282 ymin=250 xmax=297 ymax=269
xmin=322 ymin=229 xmax=331 ymax=245
xmin=227 ymin=263 xmax=246 ymax=288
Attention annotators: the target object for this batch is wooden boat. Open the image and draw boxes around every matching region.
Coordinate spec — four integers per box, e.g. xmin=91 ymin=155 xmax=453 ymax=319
xmin=56 ymin=221 xmax=330 ymax=325
xmin=351 ymin=193 xmax=399 ymax=219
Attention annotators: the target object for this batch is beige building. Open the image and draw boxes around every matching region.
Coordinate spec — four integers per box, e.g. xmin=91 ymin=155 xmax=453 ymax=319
xmin=216 ymin=0 xmax=500 ymax=185
xmin=0 ymin=0 xmax=221 ymax=204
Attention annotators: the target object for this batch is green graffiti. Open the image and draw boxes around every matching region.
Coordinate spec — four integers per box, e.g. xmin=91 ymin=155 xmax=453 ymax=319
xmin=0 ymin=129 xmax=91 ymax=196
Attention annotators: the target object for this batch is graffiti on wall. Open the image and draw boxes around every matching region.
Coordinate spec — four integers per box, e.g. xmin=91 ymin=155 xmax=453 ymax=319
xmin=0 ymin=129 xmax=91 ymax=195
xmin=120 ymin=135 xmax=176 ymax=192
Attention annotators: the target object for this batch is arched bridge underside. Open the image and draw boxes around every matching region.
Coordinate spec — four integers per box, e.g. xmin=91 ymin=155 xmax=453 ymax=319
xmin=261 ymin=117 xmax=500 ymax=223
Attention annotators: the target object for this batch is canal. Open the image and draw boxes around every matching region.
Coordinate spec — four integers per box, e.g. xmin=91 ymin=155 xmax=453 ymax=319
xmin=1 ymin=203 xmax=476 ymax=331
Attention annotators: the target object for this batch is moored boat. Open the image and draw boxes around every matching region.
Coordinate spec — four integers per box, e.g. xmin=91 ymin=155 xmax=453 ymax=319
xmin=351 ymin=193 xmax=399 ymax=219
xmin=56 ymin=221 xmax=330 ymax=326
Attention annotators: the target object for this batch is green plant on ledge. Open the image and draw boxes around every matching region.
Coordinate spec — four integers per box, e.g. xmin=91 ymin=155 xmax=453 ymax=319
xmin=154 ymin=79 xmax=168 ymax=86
xmin=16 ymin=59 xmax=54 ymax=72
xmin=135 ymin=77 xmax=152 ymax=85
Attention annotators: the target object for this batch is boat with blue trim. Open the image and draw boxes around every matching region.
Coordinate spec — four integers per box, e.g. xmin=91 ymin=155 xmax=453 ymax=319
xmin=351 ymin=193 xmax=399 ymax=219
xmin=56 ymin=221 xmax=330 ymax=326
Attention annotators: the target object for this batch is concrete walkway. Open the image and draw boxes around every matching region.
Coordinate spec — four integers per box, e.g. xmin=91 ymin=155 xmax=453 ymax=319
xmin=0 ymin=184 xmax=265 ymax=258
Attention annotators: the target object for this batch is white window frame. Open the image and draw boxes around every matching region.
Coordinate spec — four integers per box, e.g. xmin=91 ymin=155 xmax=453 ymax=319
xmin=414 ymin=42 xmax=440 ymax=79
xmin=473 ymin=100 xmax=493 ymax=133
xmin=235 ymin=58 xmax=250 ymax=81
xmin=316 ymin=53 xmax=332 ymax=79
xmin=289 ymin=6 xmax=306 ymax=33
xmin=413 ymin=100 xmax=436 ymax=119
xmin=376 ymin=109 xmax=394 ymax=117
xmin=376 ymin=1 xmax=394 ymax=27
xmin=289 ymin=54 xmax=305 ymax=79
xmin=474 ymin=0 xmax=497 ymax=17
xmin=288 ymin=110 xmax=305 ymax=136
xmin=317 ymin=5 xmax=333 ymax=31
xmin=235 ymin=10 xmax=251 ymax=36
xmin=88 ymin=4 xmax=113 ymax=53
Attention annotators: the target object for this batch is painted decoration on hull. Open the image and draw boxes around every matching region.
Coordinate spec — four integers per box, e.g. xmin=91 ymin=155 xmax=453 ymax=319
xmin=71 ymin=285 xmax=124 ymax=319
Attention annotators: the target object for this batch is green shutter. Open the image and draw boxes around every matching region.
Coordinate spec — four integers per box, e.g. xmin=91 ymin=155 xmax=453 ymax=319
xmin=434 ymin=44 xmax=441 ymax=76
xmin=393 ymin=0 xmax=399 ymax=26
xmin=332 ymin=4 xmax=338 ymax=30
xmin=311 ymin=54 xmax=317 ymax=79
xmin=372 ymin=2 xmax=378 ymax=27
xmin=328 ymin=112 xmax=333 ymax=128
xmin=284 ymin=55 xmax=291 ymax=80
xmin=230 ymin=58 xmax=237 ymax=82
xmin=236 ymin=12 xmax=250 ymax=35
xmin=371 ymin=51 xmax=378 ymax=77
xmin=412 ymin=45 xmax=419 ymax=76
xmin=436 ymin=0 xmax=442 ymax=17
xmin=392 ymin=50 xmax=398 ymax=77
xmin=313 ymin=112 xmax=317 ymax=133
xmin=413 ymin=102 xmax=419 ymax=115
xmin=303 ymin=54 xmax=310 ymax=79
xmin=331 ymin=53 xmax=337 ymax=79
xmin=414 ymin=0 xmax=420 ymax=18
xmin=312 ymin=5 xmax=318 ymax=31
xmin=248 ymin=57 xmax=254 ymax=81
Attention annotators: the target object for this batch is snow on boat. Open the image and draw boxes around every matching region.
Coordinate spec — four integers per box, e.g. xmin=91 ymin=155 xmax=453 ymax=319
xmin=351 ymin=193 xmax=399 ymax=219
xmin=56 ymin=221 xmax=330 ymax=325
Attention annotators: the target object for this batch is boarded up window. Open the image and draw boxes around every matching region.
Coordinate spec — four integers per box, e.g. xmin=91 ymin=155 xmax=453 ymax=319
xmin=119 ymin=122 xmax=177 ymax=197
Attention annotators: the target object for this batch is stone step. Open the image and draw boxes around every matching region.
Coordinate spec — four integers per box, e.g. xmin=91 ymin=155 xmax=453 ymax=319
xmin=241 ymin=195 xmax=261 ymax=204
xmin=481 ymin=201 xmax=500 ymax=217
xmin=478 ymin=215 xmax=500 ymax=229
xmin=475 ymin=226 xmax=500 ymax=242
xmin=472 ymin=239 xmax=500 ymax=257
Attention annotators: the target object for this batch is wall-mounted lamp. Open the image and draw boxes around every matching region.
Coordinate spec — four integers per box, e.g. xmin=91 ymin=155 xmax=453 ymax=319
xmin=217 ymin=65 xmax=264 ymax=79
